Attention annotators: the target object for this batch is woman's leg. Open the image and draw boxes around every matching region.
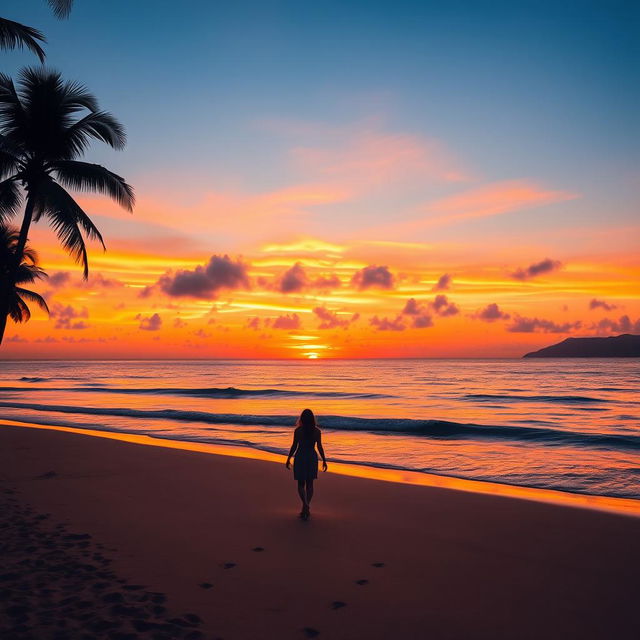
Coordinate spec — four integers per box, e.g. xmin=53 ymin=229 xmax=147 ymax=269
xmin=297 ymin=480 xmax=307 ymax=509
xmin=305 ymin=480 xmax=314 ymax=506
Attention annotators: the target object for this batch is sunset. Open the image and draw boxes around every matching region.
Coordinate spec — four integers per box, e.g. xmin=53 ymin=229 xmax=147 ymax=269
xmin=0 ymin=2 xmax=638 ymax=639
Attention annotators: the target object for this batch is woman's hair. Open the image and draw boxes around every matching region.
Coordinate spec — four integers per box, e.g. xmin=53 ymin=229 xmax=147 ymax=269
xmin=296 ymin=408 xmax=317 ymax=435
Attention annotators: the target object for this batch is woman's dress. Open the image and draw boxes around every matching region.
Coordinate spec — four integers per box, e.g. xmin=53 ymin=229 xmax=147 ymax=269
xmin=293 ymin=427 xmax=318 ymax=481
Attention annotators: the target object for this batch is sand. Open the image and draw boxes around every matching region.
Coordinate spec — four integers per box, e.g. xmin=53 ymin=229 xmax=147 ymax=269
xmin=1 ymin=424 xmax=638 ymax=640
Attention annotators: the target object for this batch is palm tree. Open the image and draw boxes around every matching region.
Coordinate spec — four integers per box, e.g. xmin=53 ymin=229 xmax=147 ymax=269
xmin=0 ymin=66 xmax=134 ymax=344
xmin=1 ymin=1 xmax=74 ymax=63
xmin=0 ymin=224 xmax=49 ymax=344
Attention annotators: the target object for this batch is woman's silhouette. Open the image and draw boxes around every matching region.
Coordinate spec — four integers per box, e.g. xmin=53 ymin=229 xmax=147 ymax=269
xmin=286 ymin=408 xmax=328 ymax=519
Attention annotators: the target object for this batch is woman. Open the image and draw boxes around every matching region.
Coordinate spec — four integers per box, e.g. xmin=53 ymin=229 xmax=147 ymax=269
xmin=285 ymin=408 xmax=328 ymax=519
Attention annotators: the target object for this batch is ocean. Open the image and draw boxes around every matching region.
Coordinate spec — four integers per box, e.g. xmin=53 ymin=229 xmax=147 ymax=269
xmin=1 ymin=359 xmax=638 ymax=499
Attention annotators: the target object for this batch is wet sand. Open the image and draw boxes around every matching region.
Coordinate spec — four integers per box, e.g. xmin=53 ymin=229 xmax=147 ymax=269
xmin=1 ymin=424 xmax=639 ymax=639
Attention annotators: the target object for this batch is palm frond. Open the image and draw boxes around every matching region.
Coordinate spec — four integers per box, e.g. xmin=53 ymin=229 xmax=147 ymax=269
xmin=0 ymin=147 xmax=20 ymax=180
xmin=19 ymin=68 xmax=100 ymax=118
xmin=15 ymin=261 xmax=46 ymax=285
xmin=47 ymin=0 xmax=74 ymax=19
xmin=63 ymin=111 xmax=126 ymax=157
xmin=51 ymin=160 xmax=134 ymax=211
xmin=9 ymin=294 xmax=31 ymax=323
xmin=0 ymin=18 xmax=46 ymax=63
xmin=0 ymin=178 xmax=22 ymax=223
xmin=15 ymin=287 xmax=49 ymax=314
xmin=0 ymin=74 xmax=29 ymax=139
xmin=35 ymin=180 xmax=105 ymax=277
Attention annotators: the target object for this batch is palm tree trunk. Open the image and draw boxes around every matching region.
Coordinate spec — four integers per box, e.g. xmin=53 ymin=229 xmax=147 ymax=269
xmin=0 ymin=277 xmax=8 ymax=345
xmin=14 ymin=191 xmax=36 ymax=271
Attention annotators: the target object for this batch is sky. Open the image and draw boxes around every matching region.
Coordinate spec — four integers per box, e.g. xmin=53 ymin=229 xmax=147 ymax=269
xmin=2 ymin=0 xmax=639 ymax=358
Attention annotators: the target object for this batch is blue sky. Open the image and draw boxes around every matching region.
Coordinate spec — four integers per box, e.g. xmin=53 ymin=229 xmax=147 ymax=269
xmin=4 ymin=0 xmax=638 ymax=198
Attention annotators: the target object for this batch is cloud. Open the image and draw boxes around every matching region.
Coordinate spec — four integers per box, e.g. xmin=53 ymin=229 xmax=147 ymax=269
xmin=507 ymin=316 xmax=581 ymax=333
xmin=474 ymin=303 xmax=511 ymax=322
xmin=370 ymin=315 xmax=406 ymax=331
xmin=137 ymin=313 xmax=162 ymax=331
xmin=80 ymin=273 xmax=123 ymax=289
xmin=372 ymin=180 xmax=578 ymax=237
xmin=277 ymin=262 xmax=341 ymax=294
xmin=413 ymin=314 xmax=434 ymax=328
xmin=291 ymin=126 xmax=466 ymax=188
xmin=50 ymin=303 xmax=90 ymax=330
xmin=589 ymin=299 xmax=617 ymax=311
xmin=402 ymin=299 xmax=421 ymax=315
xmin=173 ymin=318 xmax=187 ymax=328
xmin=590 ymin=315 xmax=640 ymax=335
xmin=432 ymin=294 xmax=459 ymax=317
xmin=278 ymin=263 xmax=307 ymax=294
xmin=5 ymin=334 xmax=27 ymax=343
xmin=351 ymin=265 xmax=395 ymax=290
xmin=272 ymin=313 xmax=301 ymax=330
xmin=401 ymin=298 xmax=435 ymax=328
xmin=511 ymin=258 xmax=562 ymax=281
xmin=155 ymin=255 xmax=250 ymax=299
xmin=48 ymin=272 xmax=71 ymax=289
xmin=433 ymin=273 xmax=451 ymax=291
xmin=312 ymin=307 xmax=358 ymax=330
xmin=34 ymin=336 xmax=58 ymax=343
xmin=402 ymin=296 xmax=456 ymax=326
xmin=426 ymin=181 xmax=578 ymax=225
xmin=246 ymin=317 xmax=261 ymax=330
xmin=313 ymin=274 xmax=342 ymax=290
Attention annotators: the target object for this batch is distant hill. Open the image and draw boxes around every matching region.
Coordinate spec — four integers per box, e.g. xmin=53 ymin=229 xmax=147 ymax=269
xmin=523 ymin=334 xmax=640 ymax=358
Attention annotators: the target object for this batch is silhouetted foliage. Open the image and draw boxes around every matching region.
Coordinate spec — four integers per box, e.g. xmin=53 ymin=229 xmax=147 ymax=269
xmin=1 ymin=1 xmax=74 ymax=62
xmin=0 ymin=66 xmax=133 ymax=347
xmin=0 ymin=224 xmax=49 ymax=343
xmin=0 ymin=67 xmax=134 ymax=277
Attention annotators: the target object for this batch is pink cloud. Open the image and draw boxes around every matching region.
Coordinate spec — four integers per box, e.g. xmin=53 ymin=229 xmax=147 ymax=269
xmin=351 ymin=265 xmax=395 ymax=290
xmin=272 ymin=314 xmax=301 ymax=330
xmin=276 ymin=263 xmax=341 ymax=294
xmin=292 ymin=129 xmax=466 ymax=188
xmin=376 ymin=181 xmax=578 ymax=236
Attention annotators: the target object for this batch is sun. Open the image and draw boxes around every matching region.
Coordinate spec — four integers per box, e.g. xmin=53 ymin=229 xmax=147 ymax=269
xmin=306 ymin=353 xmax=319 ymax=359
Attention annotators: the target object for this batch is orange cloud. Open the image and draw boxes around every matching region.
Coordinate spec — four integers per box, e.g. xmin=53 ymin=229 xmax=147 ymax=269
xmin=374 ymin=181 xmax=579 ymax=237
xmin=424 ymin=180 xmax=578 ymax=225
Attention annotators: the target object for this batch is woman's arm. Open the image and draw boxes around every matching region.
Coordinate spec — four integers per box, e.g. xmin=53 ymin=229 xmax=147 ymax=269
xmin=285 ymin=430 xmax=299 ymax=469
xmin=317 ymin=430 xmax=328 ymax=471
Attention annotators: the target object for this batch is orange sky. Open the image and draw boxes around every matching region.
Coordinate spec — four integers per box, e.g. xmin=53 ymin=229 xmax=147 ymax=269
xmin=3 ymin=185 xmax=639 ymax=359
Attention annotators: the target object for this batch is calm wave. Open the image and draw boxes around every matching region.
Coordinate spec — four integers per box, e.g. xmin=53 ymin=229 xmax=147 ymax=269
xmin=1 ymin=359 xmax=639 ymax=499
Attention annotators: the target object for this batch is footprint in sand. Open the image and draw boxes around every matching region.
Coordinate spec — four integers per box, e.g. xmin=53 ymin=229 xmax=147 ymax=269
xmin=252 ymin=546 xmax=265 ymax=552
xmin=222 ymin=562 xmax=236 ymax=569
xmin=355 ymin=579 xmax=369 ymax=585
xmin=330 ymin=601 xmax=346 ymax=610
xmin=37 ymin=471 xmax=57 ymax=479
xmin=371 ymin=562 xmax=385 ymax=568
xmin=302 ymin=627 xmax=320 ymax=637
xmin=199 ymin=582 xmax=213 ymax=589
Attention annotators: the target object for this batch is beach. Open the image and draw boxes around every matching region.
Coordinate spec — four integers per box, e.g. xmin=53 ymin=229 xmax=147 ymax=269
xmin=1 ymin=423 xmax=638 ymax=639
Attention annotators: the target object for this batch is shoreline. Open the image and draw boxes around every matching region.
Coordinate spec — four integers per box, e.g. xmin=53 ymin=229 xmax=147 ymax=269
xmin=2 ymin=418 xmax=639 ymax=517
xmin=1 ymin=422 xmax=639 ymax=639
